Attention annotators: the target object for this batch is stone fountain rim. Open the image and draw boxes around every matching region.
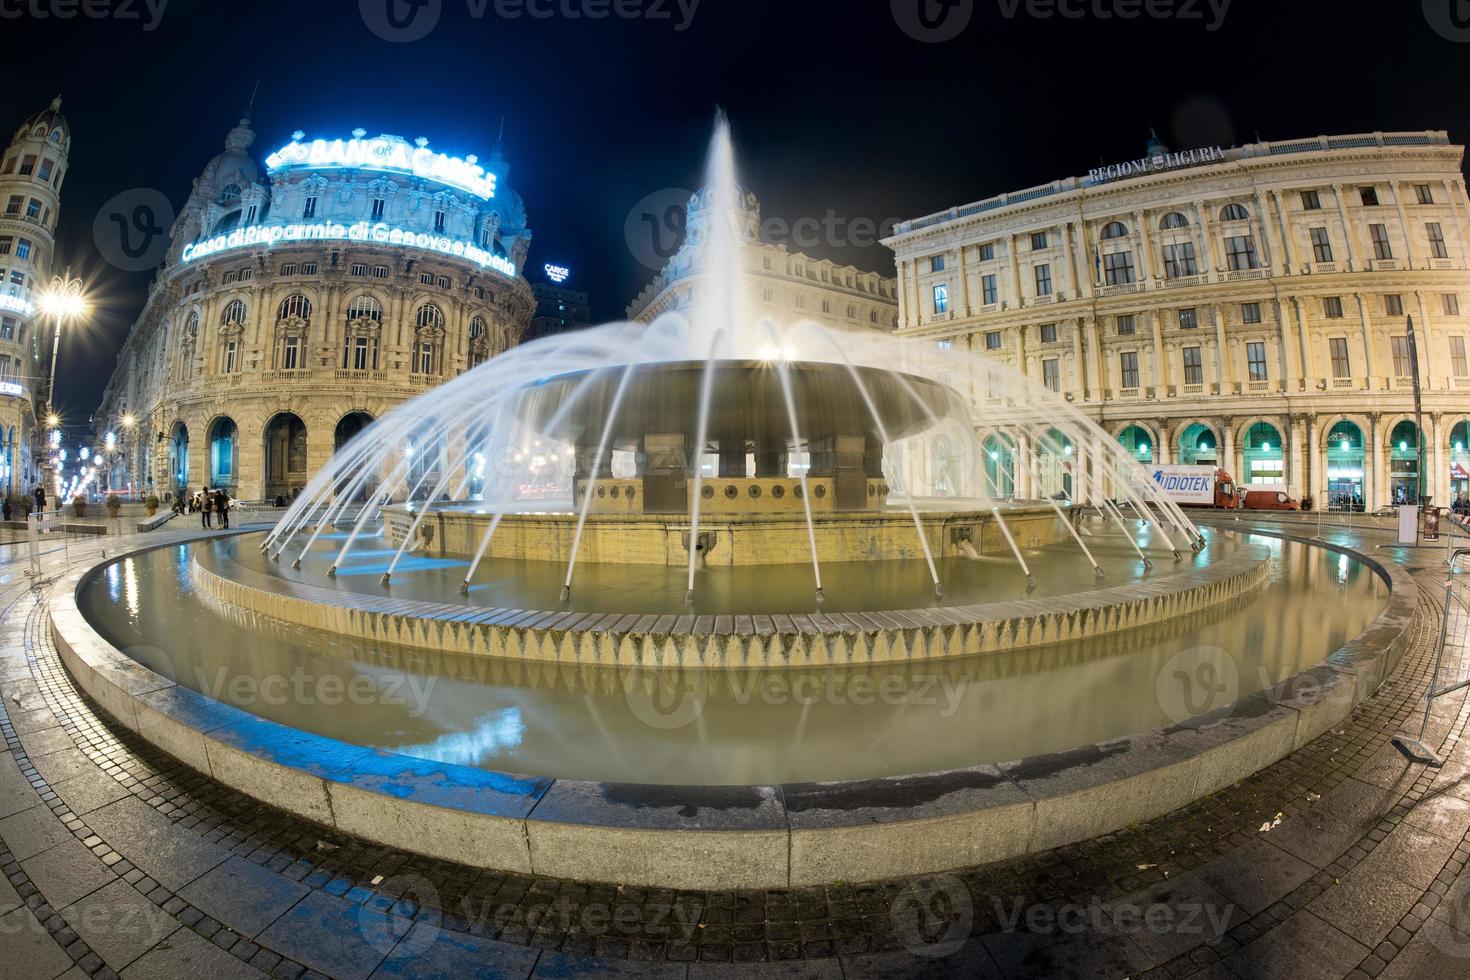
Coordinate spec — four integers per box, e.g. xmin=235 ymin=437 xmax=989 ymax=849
xmin=48 ymin=526 xmax=1416 ymax=889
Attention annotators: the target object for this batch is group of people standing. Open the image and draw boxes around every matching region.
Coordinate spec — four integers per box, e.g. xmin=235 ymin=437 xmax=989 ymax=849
xmin=182 ymin=486 xmax=232 ymax=529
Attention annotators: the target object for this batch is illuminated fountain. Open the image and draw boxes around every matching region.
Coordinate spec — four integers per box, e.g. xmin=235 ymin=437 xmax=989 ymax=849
xmin=55 ymin=113 xmax=1409 ymax=889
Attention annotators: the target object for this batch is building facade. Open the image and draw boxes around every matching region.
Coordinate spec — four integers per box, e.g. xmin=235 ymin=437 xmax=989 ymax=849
xmin=528 ymin=276 xmax=591 ymax=340
xmin=884 ymin=130 xmax=1470 ymax=510
xmin=96 ymin=118 xmax=534 ymax=501
xmin=626 ymin=187 xmax=899 ymax=332
xmin=0 ymin=97 xmax=70 ymax=498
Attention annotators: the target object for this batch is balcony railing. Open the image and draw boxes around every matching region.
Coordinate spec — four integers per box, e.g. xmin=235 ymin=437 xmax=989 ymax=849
xmin=335 ymin=369 xmax=388 ymax=383
xmin=1100 ymin=281 xmax=1141 ymax=297
xmin=261 ymin=369 xmax=312 ymax=384
xmin=1163 ymin=274 xmax=1205 ymax=288
xmin=1226 ymin=268 xmax=1266 ymax=282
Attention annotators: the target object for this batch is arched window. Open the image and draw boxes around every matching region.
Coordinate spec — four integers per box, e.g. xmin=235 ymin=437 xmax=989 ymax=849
xmin=277 ymin=294 xmax=311 ymax=321
xmin=346 ymin=295 xmax=382 ymax=322
xmin=221 ymin=300 xmax=246 ymax=325
xmin=1220 ymin=203 xmax=1250 ymax=222
xmin=415 ymin=304 xmax=444 ymax=329
xmin=1160 ymin=212 xmax=1190 ymax=230
xmin=185 ymin=311 xmax=200 ymax=337
xmin=469 ymin=315 xmax=486 ymax=340
xmin=1100 ymin=221 xmax=1128 ymax=239
xmin=220 ymin=183 xmax=241 ymax=204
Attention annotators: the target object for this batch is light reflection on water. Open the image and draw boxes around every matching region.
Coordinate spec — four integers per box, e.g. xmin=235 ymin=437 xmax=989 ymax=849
xmin=77 ymin=530 xmax=1388 ymax=785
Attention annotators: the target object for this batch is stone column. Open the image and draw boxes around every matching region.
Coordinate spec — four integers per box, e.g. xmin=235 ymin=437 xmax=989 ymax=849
xmin=1304 ymin=414 xmax=1322 ymax=503
xmin=639 ymin=432 xmax=688 ymax=514
xmin=1155 ymin=419 xmax=1172 ymax=465
xmin=1221 ymin=418 xmax=1236 ymax=482
xmin=1273 ymin=299 xmax=1295 ymax=391
xmin=1252 ymin=189 xmax=1276 ymax=273
xmin=1015 ymin=325 xmax=1028 ymax=378
xmin=1072 ymin=317 xmax=1089 ymax=400
xmin=1389 ymin=181 xmax=1417 ymax=269
xmin=1008 ymin=235 xmax=1022 ymax=308
xmin=1356 ymin=293 xmax=1377 ymax=390
xmin=1150 ymin=311 xmax=1169 ymax=389
xmin=896 ymin=258 xmax=910 ymax=326
xmin=1133 ymin=210 xmax=1157 ymax=283
xmin=1014 ymin=433 xmax=1033 ymax=499
xmin=1413 ymin=291 xmax=1435 ymax=388
xmin=1333 ymin=183 xmax=1359 ymax=270
xmin=1367 ymin=413 xmax=1382 ymax=511
xmin=1272 ymin=189 xmax=1296 ymax=272
xmin=1212 ymin=304 xmax=1230 ymax=390
xmin=957 ymin=246 xmax=971 ymax=316
xmin=1292 ymin=298 xmax=1314 ymax=385
xmin=1428 ymin=414 xmax=1444 ymax=506
xmin=1196 ymin=201 xmax=1220 ymax=275
xmin=1285 ymin=413 xmax=1302 ymax=498
xmin=808 ymin=434 xmax=868 ymax=510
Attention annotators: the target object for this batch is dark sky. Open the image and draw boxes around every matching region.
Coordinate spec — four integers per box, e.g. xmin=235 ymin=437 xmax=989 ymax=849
xmin=2 ymin=0 xmax=1466 ymax=424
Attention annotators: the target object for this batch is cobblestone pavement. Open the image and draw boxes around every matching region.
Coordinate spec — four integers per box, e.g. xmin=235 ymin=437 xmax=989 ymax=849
xmin=1 ymin=519 xmax=1469 ymax=978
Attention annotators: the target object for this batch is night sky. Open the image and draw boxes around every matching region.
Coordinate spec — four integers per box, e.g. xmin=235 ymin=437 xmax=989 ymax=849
xmin=1 ymin=0 xmax=1466 ymax=426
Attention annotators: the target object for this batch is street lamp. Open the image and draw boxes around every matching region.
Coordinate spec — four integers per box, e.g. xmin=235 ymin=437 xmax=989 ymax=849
xmin=37 ymin=270 xmax=89 ymax=417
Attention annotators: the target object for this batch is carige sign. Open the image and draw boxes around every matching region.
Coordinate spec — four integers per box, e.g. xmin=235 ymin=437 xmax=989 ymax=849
xmin=180 ymin=221 xmax=518 ymax=279
xmin=265 ymin=132 xmax=497 ymax=200
xmin=1087 ymin=145 xmax=1226 ymax=185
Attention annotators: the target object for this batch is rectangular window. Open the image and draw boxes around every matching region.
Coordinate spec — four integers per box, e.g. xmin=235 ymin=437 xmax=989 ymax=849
xmin=1391 ymin=335 xmax=1412 ymax=377
xmin=1120 ymin=351 xmax=1140 ymax=389
xmin=1370 ymin=223 xmax=1392 ymax=260
xmin=1178 ymin=308 xmax=1198 ymax=329
xmin=350 ymin=263 xmax=368 ymax=276
xmin=437 ymin=276 xmax=451 ymax=289
xmin=1162 ymin=242 xmax=1198 ymax=278
xmin=420 ymin=272 xmax=435 ymax=285
xmin=1445 ymin=293 xmax=1461 ymax=315
xmin=1385 ymin=294 xmax=1404 ymax=316
xmin=224 ymin=340 xmax=238 ymax=374
xmin=979 ymin=242 xmax=996 ymax=261
xmin=37 ymin=158 xmax=52 ymax=182
xmin=1042 ymin=358 xmax=1060 ymax=392
xmin=371 ymin=198 xmax=386 ymax=219
xmin=985 ymin=330 xmax=1002 ymax=350
xmin=1039 ymin=323 xmax=1058 ymax=343
xmin=1034 ymin=264 xmax=1052 ymax=296
xmin=4 ymin=196 xmax=20 ymax=215
xmin=0 ymin=156 xmax=12 ymax=175
xmin=1242 ymin=302 xmax=1262 ymax=324
xmin=1247 ymin=342 xmax=1268 ymax=381
xmin=17 ymin=156 xmax=34 ymax=176
xmin=1428 ymin=222 xmax=1449 ymax=259
xmin=1360 ymin=186 xmax=1379 ymax=207
xmin=1451 ymin=336 xmax=1468 ymax=378
xmin=300 ymin=263 xmax=318 ymax=275
xmin=417 ymin=344 xmax=435 ymax=374
xmin=1415 ymin=184 xmax=1434 ymax=205
xmin=0 ymin=238 xmax=10 ymax=256
xmin=1030 ymin=231 xmax=1048 ymax=250
xmin=24 ymin=199 xmax=40 ymax=221
xmin=1310 ymin=227 xmax=1333 ymax=263
xmin=932 ymin=283 xmax=949 ymax=314
xmin=1387 ymin=339 xmax=1411 ymax=382
xmin=352 ymin=336 xmax=371 ymax=371
xmin=1103 ymin=250 xmax=1135 ymax=285
xmin=1330 ymin=337 xmax=1351 ymax=378
xmin=930 ymin=255 xmax=945 ymax=272
xmin=1117 ymin=314 xmax=1136 ymax=336
xmin=223 ymin=271 xmax=238 ymax=284
xmin=0 ymin=318 xmax=13 ymax=340
xmin=280 ymin=263 xmax=298 ymax=276
xmin=981 ymin=273 xmax=998 ymax=305
xmin=282 ymin=337 xmax=301 ymax=371
xmin=245 ymin=205 xmax=257 ymax=224
xmin=1182 ymin=346 xmax=1204 ymax=385
xmin=434 ymin=210 xmax=447 ymax=233
xmin=1301 ymin=189 xmax=1321 ymax=210
xmin=1323 ymin=296 xmax=1344 ymax=318
xmin=1224 ymin=235 xmax=1259 ymax=271
xmin=302 ymin=196 xmax=318 ymax=219
xmin=238 ymin=269 xmax=252 ymax=281
xmin=372 ymin=266 xmax=390 ymax=278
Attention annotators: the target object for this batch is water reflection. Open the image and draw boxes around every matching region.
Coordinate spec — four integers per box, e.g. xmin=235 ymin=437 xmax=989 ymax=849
xmin=78 ymin=531 xmax=1387 ymax=785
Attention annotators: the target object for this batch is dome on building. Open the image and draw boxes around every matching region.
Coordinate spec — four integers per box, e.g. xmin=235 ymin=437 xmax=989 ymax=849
xmin=14 ymin=96 xmax=69 ymax=146
xmin=196 ymin=116 xmax=262 ymax=204
xmin=1146 ymin=128 xmax=1170 ymax=157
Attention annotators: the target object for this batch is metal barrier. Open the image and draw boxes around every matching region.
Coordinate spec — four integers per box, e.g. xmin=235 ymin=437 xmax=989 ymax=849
xmin=1393 ymin=543 xmax=1470 ymax=766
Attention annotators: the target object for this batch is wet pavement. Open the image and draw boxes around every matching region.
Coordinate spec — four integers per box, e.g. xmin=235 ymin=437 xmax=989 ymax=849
xmin=1 ymin=516 xmax=1469 ymax=978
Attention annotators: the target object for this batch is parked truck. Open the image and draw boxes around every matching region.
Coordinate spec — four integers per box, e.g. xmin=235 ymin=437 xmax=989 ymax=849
xmin=1146 ymin=465 xmax=1239 ymax=509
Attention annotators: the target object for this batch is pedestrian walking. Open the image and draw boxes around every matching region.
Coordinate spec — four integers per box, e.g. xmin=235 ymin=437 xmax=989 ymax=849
xmin=202 ymin=487 xmax=213 ymax=529
xmin=33 ymin=485 xmax=45 ymax=513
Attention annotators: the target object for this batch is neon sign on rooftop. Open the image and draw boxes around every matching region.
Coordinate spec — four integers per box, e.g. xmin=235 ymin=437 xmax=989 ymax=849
xmin=266 ymin=130 xmax=497 ymax=200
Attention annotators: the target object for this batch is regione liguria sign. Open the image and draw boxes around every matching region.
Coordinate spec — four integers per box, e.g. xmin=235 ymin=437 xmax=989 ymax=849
xmin=1087 ymin=146 xmax=1227 ymax=185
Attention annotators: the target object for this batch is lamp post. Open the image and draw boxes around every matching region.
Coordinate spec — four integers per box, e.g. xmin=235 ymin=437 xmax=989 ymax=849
xmin=37 ymin=270 xmax=88 ymax=419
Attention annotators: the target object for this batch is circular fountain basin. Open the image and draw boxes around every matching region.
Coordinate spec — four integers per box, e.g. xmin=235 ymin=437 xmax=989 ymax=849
xmin=201 ymin=521 xmax=1268 ymax=667
xmin=49 ymin=525 xmax=1417 ymax=887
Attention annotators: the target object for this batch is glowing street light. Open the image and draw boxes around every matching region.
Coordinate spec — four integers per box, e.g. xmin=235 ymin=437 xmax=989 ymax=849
xmin=38 ymin=270 xmax=89 ymax=416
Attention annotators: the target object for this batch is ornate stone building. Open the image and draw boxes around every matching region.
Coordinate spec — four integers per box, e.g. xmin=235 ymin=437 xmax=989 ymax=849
xmin=884 ymin=130 xmax=1470 ymax=510
xmin=95 ymin=117 xmax=534 ymax=501
xmin=626 ymin=187 xmax=899 ymax=332
xmin=0 ymin=97 xmax=70 ymax=497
